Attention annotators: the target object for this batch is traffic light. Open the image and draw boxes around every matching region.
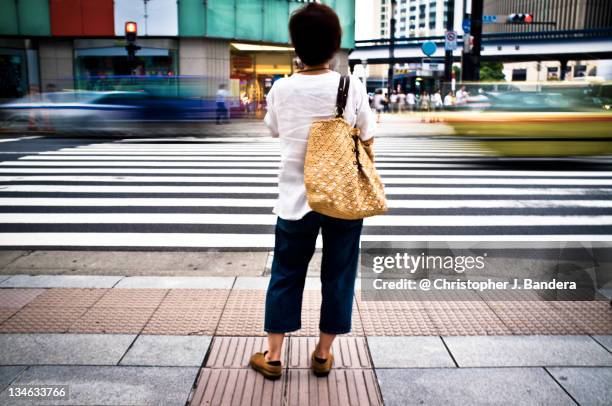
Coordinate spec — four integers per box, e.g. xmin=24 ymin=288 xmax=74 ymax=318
xmin=125 ymin=21 xmax=137 ymax=43
xmin=124 ymin=21 xmax=141 ymax=62
xmin=507 ymin=14 xmax=533 ymax=24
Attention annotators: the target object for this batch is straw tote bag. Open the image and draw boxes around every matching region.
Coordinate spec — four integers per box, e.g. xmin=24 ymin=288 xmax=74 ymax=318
xmin=304 ymin=75 xmax=387 ymax=220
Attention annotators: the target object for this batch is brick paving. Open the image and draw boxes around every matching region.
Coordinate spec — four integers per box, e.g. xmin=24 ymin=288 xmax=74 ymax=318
xmin=0 ymin=282 xmax=611 ymax=405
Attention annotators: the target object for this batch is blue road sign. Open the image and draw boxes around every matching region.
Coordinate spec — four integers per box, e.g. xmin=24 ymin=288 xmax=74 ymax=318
xmin=462 ymin=18 xmax=471 ymax=33
xmin=421 ymin=41 xmax=437 ymax=56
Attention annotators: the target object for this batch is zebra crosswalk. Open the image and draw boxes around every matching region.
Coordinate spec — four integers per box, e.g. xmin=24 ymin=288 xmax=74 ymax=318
xmin=0 ymin=135 xmax=611 ymax=250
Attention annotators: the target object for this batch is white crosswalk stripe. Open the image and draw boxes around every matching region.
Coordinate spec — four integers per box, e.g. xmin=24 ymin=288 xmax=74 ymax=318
xmin=0 ymin=136 xmax=611 ymax=249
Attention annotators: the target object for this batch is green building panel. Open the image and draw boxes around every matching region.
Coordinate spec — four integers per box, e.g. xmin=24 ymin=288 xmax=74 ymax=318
xmin=178 ymin=0 xmax=207 ymax=36
xmin=0 ymin=0 xmax=50 ymax=36
xmin=236 ymin=0 xmax=263 ymax=40
xmin=18 ymin=0 xmax=51 ymax=36
xmin=206 ymin=0 xmax=236 ymax=39
xmin=263 ymin=0 xmax=289 ymax=43
xmin=0 ymin=0 xmax=19 ymax=35
xmin=172 ymin=0 xmax=356 ymax=47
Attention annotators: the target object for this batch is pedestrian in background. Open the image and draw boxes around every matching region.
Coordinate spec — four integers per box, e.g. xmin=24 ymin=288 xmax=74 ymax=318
xmin=397 ymin=91 xmax=406 ymax=113
xmin=389 ymin=90 xmax=399 ymax=113
xmin=249 ymin=2 xmax=375 ymax=381
xmin=420 ymin=90 xmax=430 ymax=122
xmin=215 ymin=84 xmax=229 ymax=124
xmin=444 ymin=91 xmax=454 ymax=109
xmin=373 ymin=89 xmax=385 ymax=123
xmin=406 ymin=90 xmax=416 ymax=112
xmin=432 ymin=89 xmax=443 ymax=111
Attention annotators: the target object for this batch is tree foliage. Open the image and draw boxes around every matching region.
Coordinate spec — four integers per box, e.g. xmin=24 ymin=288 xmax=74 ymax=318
xmin=480 ymin=62 xmax=505 ymax=81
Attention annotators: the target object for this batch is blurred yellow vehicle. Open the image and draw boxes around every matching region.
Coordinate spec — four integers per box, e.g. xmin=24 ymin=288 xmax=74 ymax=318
xmin=443 ymin=81 xmax=612 ymax=157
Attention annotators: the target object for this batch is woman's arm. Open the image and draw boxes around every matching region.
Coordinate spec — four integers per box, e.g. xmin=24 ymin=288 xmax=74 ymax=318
xmin=263 ymin=86 xmax=279 ymax=138
xmin=352 ymin=76 xmax=376 ymax=142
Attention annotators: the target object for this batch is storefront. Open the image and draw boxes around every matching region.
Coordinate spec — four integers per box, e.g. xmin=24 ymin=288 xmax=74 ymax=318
xmin=230 ymin=43 xmax=295 ymax=115
xmin=73 ymin=39 xmax=178 ymax=94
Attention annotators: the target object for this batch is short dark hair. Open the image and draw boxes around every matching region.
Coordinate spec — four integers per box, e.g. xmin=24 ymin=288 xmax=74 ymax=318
xmin=289 ymin=3 xmax=342 ymax=66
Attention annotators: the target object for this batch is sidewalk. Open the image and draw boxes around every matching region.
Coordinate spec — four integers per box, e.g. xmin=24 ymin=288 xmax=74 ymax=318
xmin=0 ymin=113 xmax=455 ymax=139
xmin=0 ymin=271 xmax=611 ymax=405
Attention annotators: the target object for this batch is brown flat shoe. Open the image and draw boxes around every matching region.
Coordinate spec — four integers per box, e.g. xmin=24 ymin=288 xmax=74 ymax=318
xmin=311 ymin=351 xmax=334 ymax=377
xmin=249 ymin=351 xmax=282 ymax=380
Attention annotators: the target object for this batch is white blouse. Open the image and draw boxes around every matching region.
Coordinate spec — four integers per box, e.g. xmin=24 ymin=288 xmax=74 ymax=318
xmin=264 ymin=71 xmax=376 ymax=221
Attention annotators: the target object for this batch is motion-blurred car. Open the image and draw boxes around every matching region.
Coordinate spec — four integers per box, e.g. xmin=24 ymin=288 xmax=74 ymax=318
xmin=0 ymin=90 xmax=222 ymax=133
xmin=443 ymin=85 xmax=612 ymax=157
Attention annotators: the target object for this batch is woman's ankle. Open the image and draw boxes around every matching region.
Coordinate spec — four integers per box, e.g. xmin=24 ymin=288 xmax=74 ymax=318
xmin=265 ymin=351 xmax=282 ymax=362
xmin=314 ymin=344 xmax=330 ymax=359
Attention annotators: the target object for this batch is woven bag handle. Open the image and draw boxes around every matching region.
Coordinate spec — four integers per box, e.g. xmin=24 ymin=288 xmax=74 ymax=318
xmin=335 ymin=75 xmax=350 ymax=118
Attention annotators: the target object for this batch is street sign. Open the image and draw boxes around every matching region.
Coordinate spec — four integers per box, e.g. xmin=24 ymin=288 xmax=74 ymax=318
xmin=482 ymin=15 xmax=498 ymax=24
xmin=445 ymin=30 xmax=457 ymax=51
xmin=421 ymin=41 xmax=437 ymax=56
xmin=422 ymin=58 xmax=445 ymax=72
xmin=462 ymin=18 xmax=471 ymax=33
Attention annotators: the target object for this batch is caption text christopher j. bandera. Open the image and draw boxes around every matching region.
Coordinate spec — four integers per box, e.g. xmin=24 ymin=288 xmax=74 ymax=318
xmin=368 ymin=252 xmax=577 ymax=291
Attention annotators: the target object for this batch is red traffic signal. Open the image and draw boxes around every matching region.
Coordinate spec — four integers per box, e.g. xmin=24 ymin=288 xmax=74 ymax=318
xmin=125 ymin=21 xmax=137 ymax=34
xmin=507 ymin=14 xmax=533 ymax=24
xmin=125 ymin=21 xmax=137 ymax=42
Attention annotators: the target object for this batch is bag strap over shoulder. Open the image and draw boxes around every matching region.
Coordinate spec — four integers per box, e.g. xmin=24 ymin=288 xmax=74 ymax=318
xmin=335 ymin=75 xmax=350 ymax=118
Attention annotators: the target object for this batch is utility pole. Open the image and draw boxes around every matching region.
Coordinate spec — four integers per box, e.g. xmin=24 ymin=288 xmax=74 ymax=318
xmin=461 ymin=0 xmax=482 ymax=81
xmin=387 ymin=0 xmax=397 ymax=96
xmin=470 ymin=0 xmax=483 ymax=81
xmin=444 ymin=0 xmax=456 ymax=83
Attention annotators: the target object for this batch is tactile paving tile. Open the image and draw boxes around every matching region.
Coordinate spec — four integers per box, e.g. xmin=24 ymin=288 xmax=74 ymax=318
xmin=0 ymin=289 xmax=46 ymax=308
xmin=426 ymin=308 xmax=511 ymax=336
xmin=477 ymin=289 xmax=549 ymax=302
xmin=216 ymin=302 xmax=266 ymax=336
xmin=68 ymin=306 xmax=154 ymax=333
xmin=356 ymin=299 xmax=425 ymax=312
xmin=26 ymin=288 xmax=107 ymax=308
xmin=357 ymin=287 xmax=422 ymax=300
xmin=485 ymin=300 xmax=555 ymax=310
xmin=225 ymin=289 xmax=266 ymax=308
xmin=0 ymin=308 xmax=18 ymax=324
xmin=551 ymin=302 xmax=612 ymax=335
xmin=285 ymin=369 xmax=382 ymax=406
xmin=0 ymin=306 xmax=88 ymax=333
xmin=417 ymin=288 xmax=484 ymax=302
xmin=421 ymin=300 xmax=493 ymax=311
xmin=143 ymin=307 xmax=223 ymax=335
xmin=205 ymin=337 xmax=287 ymax=368
xmin=158 ymin=289 xmax=230 ymax=310
xmin=94 ymin=288 xmax=168 ymax=308
xmin=189 ymin=368 xmax=283 ymax=406
xmin=492 ymin=307 xmax=585 ymax=335
xmin=287 ymin=337 xmax=371 ymax=369
xmin=359 ymin=309 xmax=438 ymax=336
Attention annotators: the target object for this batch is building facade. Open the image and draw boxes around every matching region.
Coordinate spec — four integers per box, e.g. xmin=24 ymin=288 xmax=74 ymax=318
xmin=483 ymin=0 xmax=612 ymax=33
xmin=483 ymin=0 xmax=612 ymax=82
xmin=355 ymin=0 xmax=464 ymax=92
xmin=0 ymin=0 xmax=355 ymax=100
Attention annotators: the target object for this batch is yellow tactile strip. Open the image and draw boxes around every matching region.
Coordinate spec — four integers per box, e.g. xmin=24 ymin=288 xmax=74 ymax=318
xmin=0 ymin=287 xmax=610 ymax=335
xmin=0 ymin=306 xmax=89 ymax=333
xmin=0 ymin=288 xmax=45 ymax=308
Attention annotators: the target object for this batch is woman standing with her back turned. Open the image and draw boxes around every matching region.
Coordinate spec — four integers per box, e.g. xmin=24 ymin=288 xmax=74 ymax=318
xmin=248 ymin=3 xmax=376 ymax=380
